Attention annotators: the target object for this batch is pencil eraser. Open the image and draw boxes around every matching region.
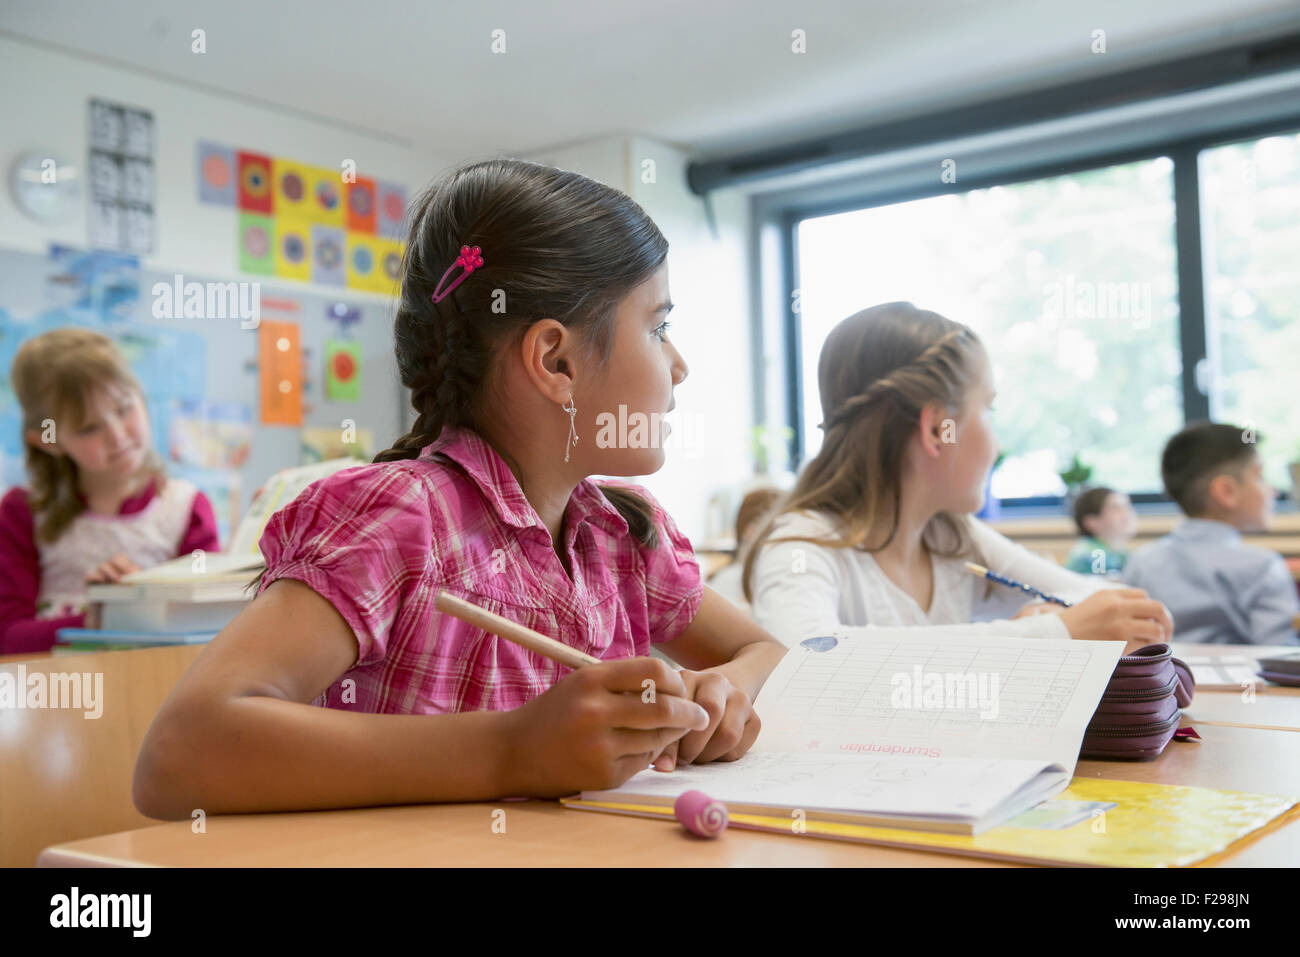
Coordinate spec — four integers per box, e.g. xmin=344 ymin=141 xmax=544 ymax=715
xmin=674 ymin=790 xmax=728 ymax=838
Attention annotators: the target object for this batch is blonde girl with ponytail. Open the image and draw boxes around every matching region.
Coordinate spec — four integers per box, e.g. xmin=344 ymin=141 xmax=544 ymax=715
xmin=743 ymin=302 xmax=1172 ymax=652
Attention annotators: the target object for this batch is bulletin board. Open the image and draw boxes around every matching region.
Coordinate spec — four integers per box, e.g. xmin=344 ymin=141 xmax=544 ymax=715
xmin=0 ymin=245 xmax=405 ymax=547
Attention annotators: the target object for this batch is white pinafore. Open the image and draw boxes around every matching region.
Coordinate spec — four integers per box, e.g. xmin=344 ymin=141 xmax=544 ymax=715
xmin=34 ymin=477 xmax=198 ymax=619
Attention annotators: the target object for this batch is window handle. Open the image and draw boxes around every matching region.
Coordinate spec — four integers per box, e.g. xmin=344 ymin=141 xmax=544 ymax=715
xmin=1194 ymin=357 xmax=1213 ymax=396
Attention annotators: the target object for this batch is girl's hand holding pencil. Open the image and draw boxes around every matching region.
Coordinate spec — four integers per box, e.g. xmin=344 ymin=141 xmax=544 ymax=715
xmin=1057 ymin=588 xmax=1174 ymax=654
xmin=435 ymin=591 xmax=726 ymax=796
xmin=963 ymin=565 xmax=1173 ymax=654
xmin=500 ymin=657 xmax=714 ymax=796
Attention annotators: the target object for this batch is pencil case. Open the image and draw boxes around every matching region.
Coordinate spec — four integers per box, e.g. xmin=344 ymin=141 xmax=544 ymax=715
xmin=1080 ymin=644 xmax=1194 ymax=760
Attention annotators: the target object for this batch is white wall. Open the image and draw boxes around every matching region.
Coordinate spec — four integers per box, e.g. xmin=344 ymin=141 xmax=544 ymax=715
xmin=0 ymin=34 xmax=442 ymax=294
xmin=529 ymin=134 xmax=759 ymax=543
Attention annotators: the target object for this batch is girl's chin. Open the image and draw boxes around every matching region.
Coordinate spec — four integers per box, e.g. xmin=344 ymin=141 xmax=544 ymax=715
xmin=105 ymin=448 xmax=145 ymax=472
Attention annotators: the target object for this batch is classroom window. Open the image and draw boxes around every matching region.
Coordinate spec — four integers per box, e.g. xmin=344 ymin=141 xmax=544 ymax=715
xmin=1200 ymin=132 xmax=1300 ymax=491
xmin=795 ymin=157 xmax=1181 ymax=499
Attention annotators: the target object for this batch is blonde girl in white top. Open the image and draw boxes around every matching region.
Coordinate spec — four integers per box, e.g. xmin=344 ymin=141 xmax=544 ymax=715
xmin=743 ymin=302 xmax=1172 ymax=653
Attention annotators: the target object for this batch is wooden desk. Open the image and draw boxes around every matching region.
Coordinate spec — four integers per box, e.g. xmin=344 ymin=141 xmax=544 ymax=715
xmin=1169 ymin=642 xmax=1300 ymax=732
xmin=1 ymin=644 xmax=204 ymax=867
xmin=36 ymin=722 xmax=1300 ymax=868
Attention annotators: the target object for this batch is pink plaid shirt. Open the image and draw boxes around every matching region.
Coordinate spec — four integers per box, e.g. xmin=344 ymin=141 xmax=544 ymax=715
xmin=256 ymin=425 xmax=703 ymax=714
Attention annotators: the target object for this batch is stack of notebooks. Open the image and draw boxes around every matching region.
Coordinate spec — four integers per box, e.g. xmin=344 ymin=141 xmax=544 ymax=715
xmin=62 ymin=458 xmax=362 ymax=647
xmin=562 ymin=632 xmax=1300 ymax=866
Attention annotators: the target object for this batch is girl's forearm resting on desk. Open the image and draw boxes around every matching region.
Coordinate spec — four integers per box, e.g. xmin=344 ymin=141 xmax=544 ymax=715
xmin=133 ymin=693 xmax=518 ymax=819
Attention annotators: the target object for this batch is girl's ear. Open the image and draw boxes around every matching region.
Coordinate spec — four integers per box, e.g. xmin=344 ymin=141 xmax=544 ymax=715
xmin=917 ymin=403 xmax=950 ymax=457
xmin=22 ymin=428 xmax=60 ymax=455
xmin=520 ymin=319 xmax=578 ymax=403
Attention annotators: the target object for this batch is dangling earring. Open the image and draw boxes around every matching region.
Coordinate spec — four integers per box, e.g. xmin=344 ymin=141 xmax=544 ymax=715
xmin=562 ymin=397 xmax=579 ymax=463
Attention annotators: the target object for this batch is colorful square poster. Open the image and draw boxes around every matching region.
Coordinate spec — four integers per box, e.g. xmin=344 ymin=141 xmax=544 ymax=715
xmin=274 ymin=218 xmax=312 ymax=281
xmin=237 ymin=151 xmax=273 ymax=214
xmin=238 ymin=213 xmax=274 ymax=274
xmin=311 ymin=225 xmax=345 ymax=286
xmin=378 ymin=239 xmax=404 ymax=293
xmin=377 ymin=181 xmax=407 ymax=239
xmin=197 ymin=142 xmax=235 ymax=205
xmin=325 ymin=339 xmax=361 ymax=401
xmin=258 ymin=320 xmax=301 ymax=426
xmin=198 ymin=141 xmax=237 ymax=205
xmin=346 ymin=176 xmax=376 ymax=233
xmin=306 ymin=165 xmax=344 ymax=226
xmin=273 ymin=158 xmax=312 ymax=219
xmin=345 ymin=231 xmax=382 ymax=291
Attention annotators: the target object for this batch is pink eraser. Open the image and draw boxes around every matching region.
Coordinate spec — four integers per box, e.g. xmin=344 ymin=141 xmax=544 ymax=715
xmin=674 ymin=790 xmax=729 ymax=838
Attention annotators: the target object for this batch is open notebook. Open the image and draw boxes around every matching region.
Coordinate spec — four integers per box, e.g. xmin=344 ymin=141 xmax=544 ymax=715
xmin=570 ymin=632 xmax=1124 ymax=835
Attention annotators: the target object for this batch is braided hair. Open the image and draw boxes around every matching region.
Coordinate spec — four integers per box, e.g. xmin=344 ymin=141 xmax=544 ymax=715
xmin=742 ymin=302 xmax=985 ymax=602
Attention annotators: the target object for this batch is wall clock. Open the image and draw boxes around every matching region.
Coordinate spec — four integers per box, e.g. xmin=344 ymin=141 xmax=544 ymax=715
xmin=10 ymin=150 xmax=83 ymax=224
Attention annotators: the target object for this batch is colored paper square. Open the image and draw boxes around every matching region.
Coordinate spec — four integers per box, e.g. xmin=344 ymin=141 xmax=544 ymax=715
xmin=258 ymin=320 xmax=302 ymax=426
xmin=237 ymin=151 xmax=274 ymax=214
xmin=325 ymin=339 xmax=361 ymax=401
xmin=346 ymin=176 xmax=377 ymax=233
xmin=197 ymin=142 xmax=235 ymax=205
xmin=274 ymin=218 xmax=312 ymax=281
xmin=307 ymin=165 xmax=344 ymax=226
xmin=377 ymin=181 xmax=407 ymax=239
xmin=311 ymin=224 xmax=346 ymax=286
xmin=239 ymin=213 xmax=275 ymax=275
xmin=345 ymin=231 xmax=384 ymax=292
xmin=273 ymin=158 xmax=313 ymax=219
xmin=378 ymin=239 xmax=405 ymax=294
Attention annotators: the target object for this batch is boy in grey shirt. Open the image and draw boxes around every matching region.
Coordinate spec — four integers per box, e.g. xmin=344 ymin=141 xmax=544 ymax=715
xmin=1124 ymin=422 xmax=1299 ymax=645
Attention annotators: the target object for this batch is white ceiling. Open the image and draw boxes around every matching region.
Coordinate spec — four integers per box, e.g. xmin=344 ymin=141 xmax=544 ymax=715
xmin=4 ymin=0 xmax=1300 ymax=161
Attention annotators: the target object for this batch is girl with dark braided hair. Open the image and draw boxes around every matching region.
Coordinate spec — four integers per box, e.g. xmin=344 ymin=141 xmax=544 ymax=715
xmin=743 ymin=302 xmax=1173 ymax=654
xmin=134 ymin=158 xmax=787 ymax=818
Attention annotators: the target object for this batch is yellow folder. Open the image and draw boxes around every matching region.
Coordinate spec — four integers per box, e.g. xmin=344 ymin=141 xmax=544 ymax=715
xmin=562 ymin=777 xmax=1299 ymax=867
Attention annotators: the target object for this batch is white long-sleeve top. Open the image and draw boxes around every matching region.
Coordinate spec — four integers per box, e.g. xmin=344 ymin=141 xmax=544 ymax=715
xmin=748 ymin=509 xmax=1117 ymax=647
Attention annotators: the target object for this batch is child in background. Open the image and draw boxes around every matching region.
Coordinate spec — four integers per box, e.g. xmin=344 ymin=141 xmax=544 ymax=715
xmin=0 ymin=328 xmax=220 ymax=653
xmin=1124 ymin=422 xmax=1299 ymax=645
xmin=1064 ymin=486 xmax=1137 ymax=577
xmin=134 ymin=158 xmax=789 ymax=820
xmin=743 ymin=302 xmax=1172 ymax=652
xmin=708 ymin=485 xmax=783 ymax=610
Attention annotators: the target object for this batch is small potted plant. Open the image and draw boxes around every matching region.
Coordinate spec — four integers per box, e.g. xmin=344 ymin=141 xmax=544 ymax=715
xmin=1059 ymin=453 xmax=1093 ymax=504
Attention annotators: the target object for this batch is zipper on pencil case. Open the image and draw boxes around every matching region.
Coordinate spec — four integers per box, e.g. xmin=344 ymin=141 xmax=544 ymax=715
xmin=1099 ymin=677 xmax=1179 ymax=702
xmin=1084 ymin=714 xmax=1181 ymax=737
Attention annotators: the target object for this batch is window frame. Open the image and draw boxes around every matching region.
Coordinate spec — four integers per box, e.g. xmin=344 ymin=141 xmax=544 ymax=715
xmin=777 ymin=115 xmax=1300 ymax=508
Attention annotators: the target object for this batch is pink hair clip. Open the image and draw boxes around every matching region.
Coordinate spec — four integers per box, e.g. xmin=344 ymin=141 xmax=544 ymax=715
xmin=431 ymin=244 xmax=484 ymax=303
